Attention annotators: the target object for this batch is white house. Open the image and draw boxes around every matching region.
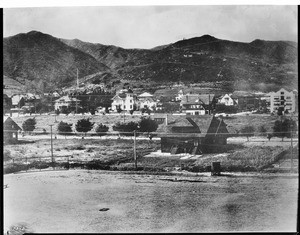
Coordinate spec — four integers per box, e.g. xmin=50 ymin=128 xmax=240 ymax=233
xmin=138 ymin=92 xmax=157 ymax=110
xmin=218 ymin=94 xmax=235 ymax=106
xmin=175 ymin=89 xmax=184 ymax=102
xmin=54 ymin=96 xmax=81 ymax=111
xmin=269 ymin=88 xmax=296 ymax=113
xmin=111 ymin=89 xmax=138 ymax=111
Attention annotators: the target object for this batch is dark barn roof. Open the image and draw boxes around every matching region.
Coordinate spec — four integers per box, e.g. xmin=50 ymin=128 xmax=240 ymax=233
xmin=157 ymin=115 xmax=228 ymax=138
xmin=3 ymin=117 xmax=22 ymax=131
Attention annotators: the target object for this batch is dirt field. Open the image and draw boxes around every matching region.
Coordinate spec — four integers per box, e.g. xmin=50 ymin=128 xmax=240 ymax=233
xmin=4 ymin=170 xmax=298 ymax=233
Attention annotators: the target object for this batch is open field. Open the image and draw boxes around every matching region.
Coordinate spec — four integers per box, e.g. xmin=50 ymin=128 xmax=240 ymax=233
xmin=4 ymin=170 xmax=298 ymax=233
xmin=4 ymin=135 xmax=298 ymax=174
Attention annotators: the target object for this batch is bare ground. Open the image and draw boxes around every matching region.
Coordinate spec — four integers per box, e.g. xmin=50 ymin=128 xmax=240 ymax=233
xmin=4 ymin=170 xmax=298 ymax=233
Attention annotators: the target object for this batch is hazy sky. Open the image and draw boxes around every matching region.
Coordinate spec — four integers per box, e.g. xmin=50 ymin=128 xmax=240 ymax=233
xmin=3 ymin=5 xmax=298 ymax=49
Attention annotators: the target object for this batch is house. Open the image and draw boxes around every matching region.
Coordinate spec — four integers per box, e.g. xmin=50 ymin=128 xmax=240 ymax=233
xmin=3 ymin=117 xmax=22 ymax=144
xmin=231 ymin=91 xmax=260 ymax=111
xmin=11 ymin=95 xmax=25 ymax=108
xmin=54 ymin=95 xmax=81 ymax=111
xmin=218 ymin=94 xmax=235 ymax=106
xmin=269 ymin=88 xmax=297 ymax=114
xmin=175 ymin=89 xmax=184 ymax=101
xmin=158 ymin=115 xmax=229 ymax=154
xmin=180 ymin=94 xmax=216 ymax=115
xmin=111 ymin=89 xmax=138 ymax=112
xmin=138 ymin=92 xmax=157 ymax=110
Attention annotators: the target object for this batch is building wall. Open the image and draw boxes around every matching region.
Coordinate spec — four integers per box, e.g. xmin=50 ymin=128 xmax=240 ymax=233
xmin=270 ymin=88 xmax=296 ymax=113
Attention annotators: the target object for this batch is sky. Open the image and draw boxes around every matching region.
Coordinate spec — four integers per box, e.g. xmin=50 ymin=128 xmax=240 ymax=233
xmin=3 ymin=3 xmax=298 ymax=49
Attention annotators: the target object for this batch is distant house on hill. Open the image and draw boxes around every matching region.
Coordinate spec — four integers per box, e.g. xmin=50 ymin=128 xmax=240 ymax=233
xmin=11 ymin=95 xmax=25 ymax=108
xmin=218 ymin=94 xmax=236 ymax=106
xmin=138 ymin=92 xmax=157 ymax=110
xmin=180 ymin=94 xmax=216 ymax=115
xmin=157 ymin=116 xmax=229 ymax=154
xmin=175 ymin=89 xmax=184 ymax=101
xmin=4 ymin=117 xmax=22 ymax=144
xmin=54 ymin=95 xmax=81 ymax=111
xmin=111 ymin=89 xmax=138 ymax=112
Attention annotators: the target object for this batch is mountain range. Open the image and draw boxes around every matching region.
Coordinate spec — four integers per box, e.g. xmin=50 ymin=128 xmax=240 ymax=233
xmin=3 ymin=31 xmax=298 ymax=94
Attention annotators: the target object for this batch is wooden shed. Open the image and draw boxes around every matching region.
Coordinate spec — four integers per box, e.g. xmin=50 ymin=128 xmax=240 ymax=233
xmin=158 ymin=115 xmax=229 ymax=154
xmin=3 ymin=117 xmax=22 ymax=144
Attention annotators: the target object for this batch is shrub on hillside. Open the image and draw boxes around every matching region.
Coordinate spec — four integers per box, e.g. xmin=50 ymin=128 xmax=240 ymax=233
xmin=215 ymin=104 xmax=238 ymax=114
xmin=273 ymin=118 xmax=297 ymax=141
xmin=138 ymin=117 xmax=158 ymax=133
xmin=57 ymin=121 xmax=73 ymax=135
xmin=95 ymin=124 xmax=109 ymax=137
xmin=22 ymin=118 xmax=36 ymax=132
xmin=75 ymin=118 xmax=94 ymax=136
xmin=112 ymin=121 xmax=139 ymax=136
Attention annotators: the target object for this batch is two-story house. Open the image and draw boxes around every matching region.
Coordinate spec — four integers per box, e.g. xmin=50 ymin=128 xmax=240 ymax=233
xmin=54 ymin=95 xmax=81 ymax=111
xmin=111 ymin=89 xmax=138 ymax=111
xmin=138 ymin=92 xmax=157 ymax=110
xmin=180 ymin=93 xmax=216 ymax=115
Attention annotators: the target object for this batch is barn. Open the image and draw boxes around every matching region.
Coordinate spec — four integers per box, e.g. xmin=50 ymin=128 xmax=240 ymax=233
xmin=158 ymin=115 xmax=229 ymax=154
xmin=3 ymin=117 xmax=22 ymax=144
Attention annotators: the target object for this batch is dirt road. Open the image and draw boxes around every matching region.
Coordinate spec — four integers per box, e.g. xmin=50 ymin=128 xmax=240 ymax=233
xmin=4 ymin=170 xmax=298 ymax=233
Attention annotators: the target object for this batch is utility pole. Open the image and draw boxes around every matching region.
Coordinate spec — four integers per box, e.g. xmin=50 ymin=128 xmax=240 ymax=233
xmin=134 ymin=130 xmax=137 ymax=169
xmin=50 ymin=125 xmax=54 ymax=163
xmin=76 ymin=68 xmax=79 ymax=114
xmin=290 ymin=117 xmax=293 ymax=171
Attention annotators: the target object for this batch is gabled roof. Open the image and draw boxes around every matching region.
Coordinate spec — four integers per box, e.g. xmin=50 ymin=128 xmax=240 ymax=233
xmin=3 ymin=117 xmax=22 ymax=131
xmin=55 ymin=96 xmax=80 ymax=102
xmin=138 ymin=92 xmax=153 ymax=97
xmin=181 ymin=94 xmax=215 ymax=105
xmin=157 ymin=115 xmax=228 ymax=137
xmin=231 ymin=91 xmax=254 ymax=98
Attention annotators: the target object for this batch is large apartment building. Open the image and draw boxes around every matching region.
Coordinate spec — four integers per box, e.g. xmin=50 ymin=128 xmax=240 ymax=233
xmin=269 ymin=88 xmax=297 ymax=113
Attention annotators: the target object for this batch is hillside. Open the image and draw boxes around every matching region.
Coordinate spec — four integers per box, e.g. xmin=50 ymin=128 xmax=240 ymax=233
xmin=3 ymin=31 xmax=298 ymax=94
xmin=3 ymin=31 xmax=109 ymax=93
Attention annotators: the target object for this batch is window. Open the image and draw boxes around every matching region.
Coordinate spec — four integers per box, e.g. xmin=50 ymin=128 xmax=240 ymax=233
xmin=281 ymin=92 xmax=284 ymax=95
xmin=123 ymin=105 xmax=126 ymax=109
xmin=130 ymin=105 xmax=132 ymax=109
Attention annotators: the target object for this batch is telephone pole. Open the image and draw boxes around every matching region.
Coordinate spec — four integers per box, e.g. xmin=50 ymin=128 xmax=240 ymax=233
xmin=50 ymin=124 xmax=54 ymax=163
xmin=76 ymin=68 xmax=79 ymax=114
xmin=134 ymin=130 xmax=137 ymax=169
xmin=290 ymin=116 xmax=293 ymax=171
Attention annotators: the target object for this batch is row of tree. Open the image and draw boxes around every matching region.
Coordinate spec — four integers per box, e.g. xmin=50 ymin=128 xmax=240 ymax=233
xmin=239 ymin=118 xmax=297 ymax=141
xmin=21 ymin=117 xmax=297 ymax=140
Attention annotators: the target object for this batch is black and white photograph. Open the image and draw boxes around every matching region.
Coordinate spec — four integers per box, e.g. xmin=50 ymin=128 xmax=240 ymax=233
xmin=3 ymin=1 xmax=298 ymax=233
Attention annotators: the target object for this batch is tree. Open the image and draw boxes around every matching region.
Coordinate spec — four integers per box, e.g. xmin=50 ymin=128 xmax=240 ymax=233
xmin=240 ymin=125 xmax=255 ymax=141
xmin=57 ymin=121 xmax=73 ymax=135
xmin=258 ymin=125 xmax=267 ymax=136
xmin=112 ymin=121 xmax=138 ymax=136
xmin=273 ymin=118 xmax=297 ymax=141
xmin=75 ymin=118 xmax=94 ymax=137
xmin=22 ymin=118 xmax=36 ymax=133
xmin=95 ymin=124 xmax=109 ymax=137
xmin=138 ymin=117 xmax=158 ymax=134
